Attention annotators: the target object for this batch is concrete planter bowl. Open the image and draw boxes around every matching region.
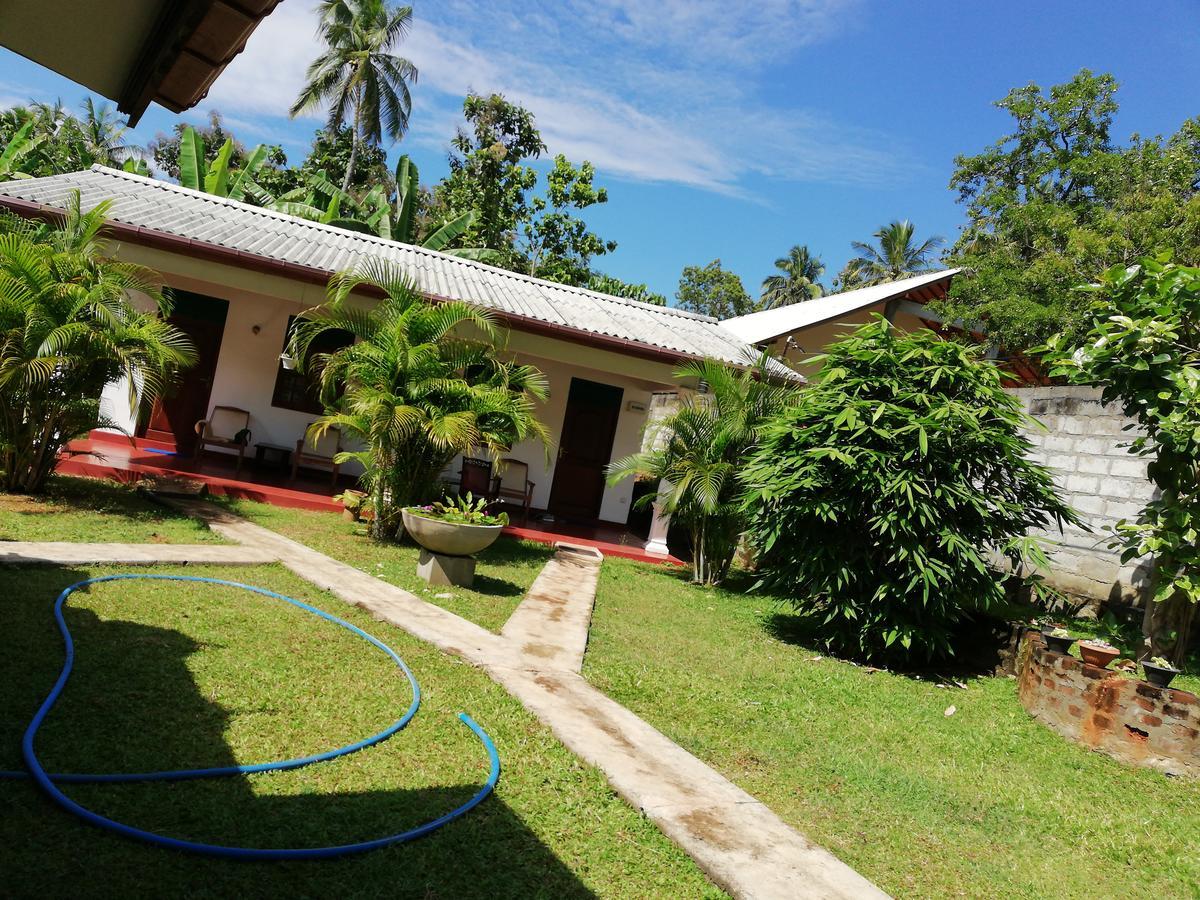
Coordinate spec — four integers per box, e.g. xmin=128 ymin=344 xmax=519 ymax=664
xmin=401 ymin=508 xmax=504 ymax=557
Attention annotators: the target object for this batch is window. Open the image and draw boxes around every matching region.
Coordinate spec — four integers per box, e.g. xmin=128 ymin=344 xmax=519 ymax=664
xmin=271 ymin=316 xmax=353 ymax=415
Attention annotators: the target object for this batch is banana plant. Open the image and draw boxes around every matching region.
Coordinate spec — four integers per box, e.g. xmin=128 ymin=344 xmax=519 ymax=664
xmin=243 ymin=169 xmax=370 ymax=233
xmin=177 ymin=125 xmax=269 ymax=201
xmin=0 ymin=120 xmax=46 ymax=181
xmin=360 ymin=155 xmax=494 ymax=260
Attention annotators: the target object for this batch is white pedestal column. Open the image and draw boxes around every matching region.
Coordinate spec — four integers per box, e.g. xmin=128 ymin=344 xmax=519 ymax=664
xmin=644 ymin=479 xmax=673 ymax=556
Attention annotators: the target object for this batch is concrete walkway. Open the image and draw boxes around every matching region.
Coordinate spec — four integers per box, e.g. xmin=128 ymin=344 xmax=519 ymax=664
xmin=501 ymin=543 xmax=603 ymax=672
xmin=0 ymin=541 xmax=275 ymax=565
xmin=6 ymin=499 xmax=886 ymax=900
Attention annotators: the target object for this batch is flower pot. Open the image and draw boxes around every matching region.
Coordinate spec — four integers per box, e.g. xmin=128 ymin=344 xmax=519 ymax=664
xmin=1142 ymin=661 xmax=1179 ymax=689
xmin=401 ymin=508 xmax=503 ymax=556
xmin=342 ymin=507 xmax=358 ymax=522
xmin=1077 ymin=641 xmax=1119 ymax=669
xmin=1043 ymin=633 xmax=1076 ymax=654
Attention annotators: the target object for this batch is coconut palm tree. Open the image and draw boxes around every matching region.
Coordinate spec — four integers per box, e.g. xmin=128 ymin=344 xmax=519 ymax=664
xmin=289 ymin=259 xmax=548 ymax=539
xmin=290 ymin=0 xmax=419 ymax=194
xmin=0 ymin=194 xmax=196 ymax=493
xmin=760 ymin=245 xmax=826 ymax=308
xmin=78 ymin=98 xmax=138 ymax=168
xmin=839 ymin=220 xmax=944 ymax=288
xmin=607 ymin=353 xmax=797 ymax=585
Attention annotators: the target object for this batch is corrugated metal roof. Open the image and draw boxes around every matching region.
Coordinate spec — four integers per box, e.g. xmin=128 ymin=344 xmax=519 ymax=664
xmin=721 ymin=268 xmax=961 ymax=344
xmin=0 ymin=166 xmax=780 ymax=374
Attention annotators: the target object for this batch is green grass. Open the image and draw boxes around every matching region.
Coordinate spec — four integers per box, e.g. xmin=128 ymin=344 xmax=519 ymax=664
xmin=215 ymin=499 xmax=554 ymax=632
xmin=583 ymin=559 xmax=1200 ymax=900
xmin=2 ymin=563 xmax=720 ymax=898
xmin=0 ymin=475 xmax=224 ymax=544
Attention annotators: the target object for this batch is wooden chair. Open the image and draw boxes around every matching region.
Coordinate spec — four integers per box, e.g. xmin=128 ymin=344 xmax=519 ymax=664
xmin=491 ymin=458 xmax=535 ymax=523
xmin=194 ymin=406 xmax=250 ymax=476
xmin=457 ymin=456 xmax=493 ymax=497
xmin=291 ymin=424 xmax=342 ymax=488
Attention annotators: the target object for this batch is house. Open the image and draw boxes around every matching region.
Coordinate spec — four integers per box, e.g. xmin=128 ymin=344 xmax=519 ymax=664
xmin=721 ymin=269 xmax=961 ymax=377
xmin=0 ymin=0 xmax=281 ymax=124
xmin=0 ymin=165 xmax=785 ymax=553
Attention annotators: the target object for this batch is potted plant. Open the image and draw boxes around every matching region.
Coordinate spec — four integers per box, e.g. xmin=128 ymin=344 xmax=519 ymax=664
xmin=1077 ymin=638 xmax=1120 ymax=668
xmin=1142 ymin=656 xmax=1181 ymax=689
xmin=401 ymin=494 xmax=509 ymax=557
xmin=1043 ymin=627 xmax=1076 ymax=654
xmin=335 ymin=489 xmax=367 ymax=522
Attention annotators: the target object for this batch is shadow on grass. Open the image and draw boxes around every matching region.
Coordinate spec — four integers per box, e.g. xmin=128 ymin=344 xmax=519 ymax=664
xmin=0 ymin=566 xmax=593 ymax=898
xmin=763 ymin=608 xmax=1018 ymax=681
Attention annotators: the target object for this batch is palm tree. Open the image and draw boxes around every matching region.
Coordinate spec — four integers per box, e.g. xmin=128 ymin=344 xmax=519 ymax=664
xmin=607 ymin=353 xmax=797 ymax=585
xmin=290 ymin=0 xmax=419 ymax=195
xmin=78 ymin=98 xmax=137 ymax=168
xmin=761 ymin=245 xmax=826 ymax=308
xmin=290 ymin=259 xmax=549 ymax=539
xmin=0 ymin=194 xmax=196 ymax=493
xmin=839 ymin=220 xmax=944 ymax=288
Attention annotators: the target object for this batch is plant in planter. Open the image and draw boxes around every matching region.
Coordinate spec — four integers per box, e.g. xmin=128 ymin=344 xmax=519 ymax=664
xmin=401 ymin=494 xmax=509 ymax=587
xmin=334 ymin=489 xmax=367 ymax=522
xmin=1077 ymin=638 xmax=1120 ymax=669
xmin=1044 ymin=627 xmax=1077 ymax=655
xmin=1142 ymin=656 xmax=1181 ymax=689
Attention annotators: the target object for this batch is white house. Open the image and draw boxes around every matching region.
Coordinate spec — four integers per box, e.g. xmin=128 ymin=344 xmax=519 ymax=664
xmin=0 ymin=166 xmax=789 ymax=551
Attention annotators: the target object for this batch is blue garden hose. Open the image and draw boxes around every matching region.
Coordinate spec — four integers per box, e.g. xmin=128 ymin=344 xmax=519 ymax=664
xmin=3 ymin=574 xmax=500 ymax=859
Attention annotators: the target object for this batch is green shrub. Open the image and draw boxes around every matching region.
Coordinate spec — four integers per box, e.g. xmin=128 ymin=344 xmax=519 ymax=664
xmin=741 ymin=317 xmax=1078 ymax=661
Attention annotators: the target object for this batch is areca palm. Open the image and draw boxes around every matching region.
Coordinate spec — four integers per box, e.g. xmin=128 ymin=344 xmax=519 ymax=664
xmin=761 ymin=244 xmax=826 ymax=308
xmin=290 ymin=0 xmax=419 ymax=194
xmin=0 ymin=194 xmax=196 ymax=493
xmin=840 ymin=220 xmax=944 ymax=288
xmin=290 ymin=260 xmax=549 ymax=539
xmin=607 ymin=353 xmax=797 ymax=584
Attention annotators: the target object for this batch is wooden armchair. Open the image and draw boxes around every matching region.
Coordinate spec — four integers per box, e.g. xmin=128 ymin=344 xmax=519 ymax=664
xmin=491 ymin=458 xmax=535 ymax=523
xmin=194 ymin=406 xmax=250 ymax=476
xmin=291 ymin=424 xmax=342 ymax=488
xmin=457 ymin=456 xmax=493 ymax=497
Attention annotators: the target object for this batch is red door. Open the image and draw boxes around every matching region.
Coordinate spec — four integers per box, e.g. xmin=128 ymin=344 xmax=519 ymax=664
xmin=139 ymin=292 xmax=229 ymax=454
xmin=548 ymin=378 xmax=624 ymax=521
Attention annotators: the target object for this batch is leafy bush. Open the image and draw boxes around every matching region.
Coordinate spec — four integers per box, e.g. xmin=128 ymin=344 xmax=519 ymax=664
xmin=1043 ymin=258 xmax=1200 ymax=665
xmin=741 ymin=318 xmax=1077 ymax=661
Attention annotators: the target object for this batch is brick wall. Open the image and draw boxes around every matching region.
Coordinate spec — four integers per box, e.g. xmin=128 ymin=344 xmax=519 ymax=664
xmin=1009 ymin=386 xmax=1156 ymax=606
xmin=1018 ymin=632 xmax=1199 ymax=777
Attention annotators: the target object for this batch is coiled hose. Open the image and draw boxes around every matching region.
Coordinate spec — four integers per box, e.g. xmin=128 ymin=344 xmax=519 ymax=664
xmin=2 ymin=574 xmax=500 ymax=859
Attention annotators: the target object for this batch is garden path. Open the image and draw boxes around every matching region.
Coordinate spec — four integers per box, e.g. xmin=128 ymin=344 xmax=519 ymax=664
xmin=6 ymin=498 xmax=887 ymax=900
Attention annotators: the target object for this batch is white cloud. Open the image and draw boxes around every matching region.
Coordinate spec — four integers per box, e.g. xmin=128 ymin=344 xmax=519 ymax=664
xmin=196 ymin=0 xmax=916 ymax=195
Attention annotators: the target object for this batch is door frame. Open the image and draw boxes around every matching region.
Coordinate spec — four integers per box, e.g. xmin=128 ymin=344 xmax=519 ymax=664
xmin=547 ymin=376 xmax=624 ymax=521
xmin=137 ymin=290 xmax=229 ymax=453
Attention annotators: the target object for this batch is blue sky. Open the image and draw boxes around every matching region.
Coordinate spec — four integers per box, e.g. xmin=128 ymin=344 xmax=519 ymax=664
xmin=2 ymin=0 xmax=1198 ymax=303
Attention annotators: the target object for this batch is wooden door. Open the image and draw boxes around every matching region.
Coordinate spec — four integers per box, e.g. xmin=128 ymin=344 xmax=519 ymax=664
xmin=140 ymin=292 xmax=229 ymax=454
xmin=548 ymin=378 xmax=624 ymax=520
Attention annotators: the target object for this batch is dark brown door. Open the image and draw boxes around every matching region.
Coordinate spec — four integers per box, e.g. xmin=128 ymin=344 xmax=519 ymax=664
xmin=548 ymin=378 xmax=624 ymax=520
xmin=140 ymin=291 xmax=229 ymax=454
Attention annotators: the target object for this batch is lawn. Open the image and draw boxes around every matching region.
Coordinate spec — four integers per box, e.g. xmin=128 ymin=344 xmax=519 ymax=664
xmin=0 ymin=474 xmax=225 ymax=544
xmin=214 ymin=497 xmax=554 ymax=632
xmin=582 ymin=559 xmax=1200 ymax=900
xmin=1 ymin=562 xmax=720 ymax=898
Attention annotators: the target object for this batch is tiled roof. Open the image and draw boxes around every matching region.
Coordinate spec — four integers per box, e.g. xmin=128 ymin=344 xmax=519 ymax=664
xmin=0 ymin=166 xmax=780 ymax=373
xmin=721 ymin=268 xmax=961 ymax=344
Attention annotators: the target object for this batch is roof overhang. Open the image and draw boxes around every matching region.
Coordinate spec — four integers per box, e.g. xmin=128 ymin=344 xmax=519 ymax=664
xmin=0 ymin=192 xmax=758 ymax=374
xmin=722 ymin=269 xmax=961 ymax=345
xmin=0 ymin=0 xmax=281 ymax=125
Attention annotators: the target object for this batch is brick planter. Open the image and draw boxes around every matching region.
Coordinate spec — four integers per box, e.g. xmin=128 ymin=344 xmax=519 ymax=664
xmin=1017 ymin=631 xmax=1200 ymax=777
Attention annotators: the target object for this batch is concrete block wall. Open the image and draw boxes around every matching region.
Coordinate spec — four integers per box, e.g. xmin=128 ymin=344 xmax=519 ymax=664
xmin=1008 ymin=386 xmax=1156 ymax=606
xmin=1018 ymin=632 xmax=1199 ymax=777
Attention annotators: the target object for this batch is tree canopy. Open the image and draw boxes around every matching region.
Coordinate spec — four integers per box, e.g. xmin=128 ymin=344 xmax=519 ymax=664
xmin=761 ymin=244 xmax=825 ymax=307
xmin=676 ymin=259 xmax=759 ymax=320
xmin=838 ymin=220 xmax=943 ymax=289
xmin=938 ymin=69 xmax=1200 ymax=352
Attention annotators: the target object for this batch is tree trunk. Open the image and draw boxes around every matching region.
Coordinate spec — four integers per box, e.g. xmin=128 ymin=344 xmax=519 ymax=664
xmin=341 ymin=95 xmax=362 ymax=196
xmin=1141 ymin=591 xmax=1198 ymax=667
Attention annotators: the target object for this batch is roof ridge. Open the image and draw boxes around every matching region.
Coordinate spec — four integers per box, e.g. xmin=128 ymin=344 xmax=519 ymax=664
xmin=86 ymin=165 xmax=711 ymax=323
